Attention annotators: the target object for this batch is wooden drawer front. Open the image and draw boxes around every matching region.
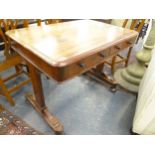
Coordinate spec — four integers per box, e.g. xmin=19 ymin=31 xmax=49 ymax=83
xmin=115 ymin=40 xmax=132 ymax=50
xmin=57 ymin=39 xmax=134 ymax=81
xmin=109 ymin=39 xmax=134 ymax=56
xmin=61 ymin=51 xmax=109 ymax=80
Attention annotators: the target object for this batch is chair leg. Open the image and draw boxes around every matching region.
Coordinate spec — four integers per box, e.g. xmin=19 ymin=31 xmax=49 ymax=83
xmin=111 ymin=56 xmax=117 ymax=74
xmin=0 ymin=77 xmax=15 ymax=106
xmin=125 ymin=47 xmax=133 ymax=67
xmin=15 ymin=64 xmax=22 ymax=73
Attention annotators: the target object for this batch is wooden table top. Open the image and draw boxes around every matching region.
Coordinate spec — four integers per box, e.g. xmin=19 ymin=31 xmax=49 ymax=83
xmin=6 ymin=20 xmax=138 ymax=67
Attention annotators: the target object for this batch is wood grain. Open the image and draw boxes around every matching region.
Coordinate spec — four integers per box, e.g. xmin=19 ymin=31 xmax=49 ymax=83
xmin=6 ymin=20 xmax=138 ymax=67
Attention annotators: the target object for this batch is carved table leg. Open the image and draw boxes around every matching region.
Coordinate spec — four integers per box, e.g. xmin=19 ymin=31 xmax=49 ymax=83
xmin=26 ymin=62 xmax=64 ymax=133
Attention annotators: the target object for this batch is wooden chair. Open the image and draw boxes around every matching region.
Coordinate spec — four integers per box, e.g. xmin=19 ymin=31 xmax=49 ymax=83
xmin=91 ymin=19 xmax=146 ymax=90
xmin=45 ymin=19 xmax=62 ymax=25
xmin=23 ymin=19 xmax=42 ymax=27
xmin=0 ymin=19 xmax=31 ymax=106
xmin=113 ymin=19 xmax=145 ymax=71
xmin=96 ymin=19 xmax=146 ymax=76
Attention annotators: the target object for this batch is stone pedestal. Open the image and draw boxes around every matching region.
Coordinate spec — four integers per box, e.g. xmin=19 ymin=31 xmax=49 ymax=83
xmin=114 ymin=20 xmax=155 ymax=93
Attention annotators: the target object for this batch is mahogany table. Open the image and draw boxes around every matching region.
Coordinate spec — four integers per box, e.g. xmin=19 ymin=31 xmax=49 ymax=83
xmin=6 ymin=20 xmax=138 ymax=133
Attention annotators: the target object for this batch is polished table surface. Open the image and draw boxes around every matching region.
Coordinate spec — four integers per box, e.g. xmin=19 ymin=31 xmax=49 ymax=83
xmin=6 ymin=20 xmax=138 ymax=133
xmin=6 ymin=20 xmax=137 ymax=68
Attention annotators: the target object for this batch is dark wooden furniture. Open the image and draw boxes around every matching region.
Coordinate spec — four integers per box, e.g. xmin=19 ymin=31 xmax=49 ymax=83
xmin=0 ymin=20 xmax=31 ymax=106
xmin=6 ymin=20 xmax=138 ymax=133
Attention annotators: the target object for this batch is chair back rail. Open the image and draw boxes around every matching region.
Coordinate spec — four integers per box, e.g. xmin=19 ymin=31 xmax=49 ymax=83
xmin=123 ymin=19 xmax=146 ymax=33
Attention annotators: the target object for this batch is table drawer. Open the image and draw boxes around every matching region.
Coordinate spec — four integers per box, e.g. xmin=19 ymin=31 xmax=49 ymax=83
xmin=60 ymin=50 xmax=109 ymax=80
xmin=56 ymin=38 xmax=135 ymax=81
xmin=108 ymin=38 xmax=134 ymax=56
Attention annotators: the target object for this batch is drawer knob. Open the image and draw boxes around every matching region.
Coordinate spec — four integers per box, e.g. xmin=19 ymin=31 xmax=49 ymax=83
xmin=114 ymin=45 xmax=121 ymax=50
xmin=99 ymin=52 xmax=105 ymax=58
xmin=126 ymin=41 xmax=132 ymax=45
xmin=79 ymin=62 xmax=86 ymax=68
